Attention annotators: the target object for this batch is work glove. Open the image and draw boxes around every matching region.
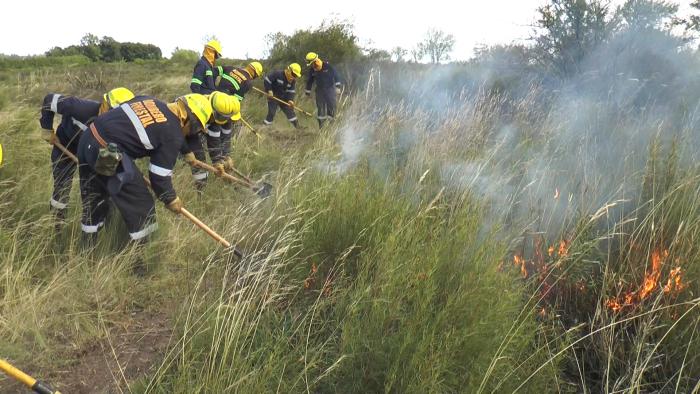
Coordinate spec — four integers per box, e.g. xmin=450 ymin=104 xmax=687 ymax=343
xmin=267 ymin=90 xmax=274 ymax=98
xmin=42 ymin=129 xmax=56 ymax=144
xmin=166 ymin=197 xmax=183 ymax=214
xmin=183 ymin=152 xmax=197 ymax=166
xmin=287 ymin=100 xmax=295 ymax=107
xmin=223 ymin=156 xmax=235 ymax=171
xmin=212 ymin=160 xmax=225 ymax=176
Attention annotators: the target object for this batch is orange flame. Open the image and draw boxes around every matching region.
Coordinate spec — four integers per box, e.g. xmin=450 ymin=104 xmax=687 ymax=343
xmin=606 ymin=249 xmax=685 ymax=312
xmin=547 ymin=245 xmax=555 ymax=257
xmin=514 ymin=255 xmax=528 ymax=278
xmin=558 ymin=240 xmax=569 ymax=257
xmin=663 ymin=267 xmax=685 ymax=294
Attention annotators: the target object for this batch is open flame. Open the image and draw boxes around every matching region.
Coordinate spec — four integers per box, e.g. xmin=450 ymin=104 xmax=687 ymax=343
xmin=606 ymin=249 xmax=686 ymax=312
xmin=513 ymin=254 xmax=528 ymax=278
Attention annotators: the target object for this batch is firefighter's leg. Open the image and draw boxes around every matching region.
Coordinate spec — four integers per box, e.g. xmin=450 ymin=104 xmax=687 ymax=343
xmin=264 ymin=100 xmax=278 ymax=125
xmin=326 ymin=88 xmax=338 ymax=122
xmin=316 ymin=92 xmax=327 ymax=128
xmin=221 ymin=119 xmax=241 ymax=158
xmin=78 ymin=164 xmax=108 ymax=250
xmin=281 ymin=105 xmax=299 ymax=128
xmin=50 ymin=146 xmax=76 ymax=226
xmin=190 ymin=134 xmax=208 ymax=191
xmin=109 ymin=169 xmax=157 ymax=243
xmin=108 ymin=171 xmax=156 ymax=275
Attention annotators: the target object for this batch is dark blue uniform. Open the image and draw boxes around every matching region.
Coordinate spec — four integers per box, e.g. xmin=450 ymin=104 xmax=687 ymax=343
xmin=190 ymin=57 xmax=216 ymax=94
xmin=40 ymin=93 xmax=101 ymax=214
xmin=264 ymin=70 xmax=297 ymax=126
xmin=78 ymin=96 xmax=184 ymax=240
xmin=305 ymin=61 xmax=341 ymax=126
xmin=215 ymin=66 xmax=254 ymax=101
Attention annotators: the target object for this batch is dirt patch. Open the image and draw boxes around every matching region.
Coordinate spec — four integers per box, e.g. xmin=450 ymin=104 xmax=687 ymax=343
xmin=49 ymin=309 xmax=172 ymax=394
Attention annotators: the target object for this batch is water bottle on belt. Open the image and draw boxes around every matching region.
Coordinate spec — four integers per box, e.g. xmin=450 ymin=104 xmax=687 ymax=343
xmin=95 ymin=143 xmax=122 ymax=176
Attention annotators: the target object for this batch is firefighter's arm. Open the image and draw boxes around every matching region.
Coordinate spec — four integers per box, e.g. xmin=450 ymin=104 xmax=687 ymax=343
xmin=149 ymin=150 xmax=178 ymax=205
xmin=305 ymin=69 xmax=314 ymax=95
xmin=39 ymin=93 xmax=58 ymax=130
xmin=190 ymin=62 xmax=206 ymax=93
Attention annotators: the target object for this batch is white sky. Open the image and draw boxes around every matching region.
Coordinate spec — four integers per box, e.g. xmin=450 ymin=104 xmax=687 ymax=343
xmin=1 ymin=0 xmax=691 ymax=60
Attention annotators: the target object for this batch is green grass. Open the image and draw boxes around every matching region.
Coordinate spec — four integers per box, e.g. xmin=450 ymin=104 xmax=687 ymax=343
xmin=1 ymin=61 xmax=699 ymax=393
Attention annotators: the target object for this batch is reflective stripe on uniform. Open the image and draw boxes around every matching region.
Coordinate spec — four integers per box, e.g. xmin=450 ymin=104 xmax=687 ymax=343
xmin=50 ymin=198 xmax=67 ymax=210
xmin=191 ymin=78 xmax=203 ymax=85
xmin=317 ymin=115 xmax=327 ymax=120
xmin=220 ymin=73 xmax=240 ymax=90
xmin=234 ymin=94 xmax=243 ymax=101
xmin=264 ymin=77 xmax=272 ymax=84
xmin=72 ymin=118 xmax=87 ymax=131
xmin=129 ymin=222 xmax=158 ymax=240
xmin=286 ymin=89 xmax=295 ymax=93
xmin=193 ymin=172 xmax=208 ymax=180
xmin=263 ymin=119 xmax=272 ymax=125
xmin=149 ymin=163 xmax=173 ymax=177
xmin=276 ymin=79 xmax=284 ymax=84
xmin=51 ymin=94 xmax=61 ymax=113
xmin=121 ymin=103 xmax=154 ymax=150
xmin=205 ymin=70 xmax=213 ymax=76
xmin=221 ymin=128 xmax=232 ymax=135
xmin=81 ymin=221 xmax=104 ymax=233
xmin=305 ymin=90 xmax=311 ymax=94
xmin=288 ymin=117 xmax=298 ymax=122
xmin=206 ymin=127 xmax=221 ymax=137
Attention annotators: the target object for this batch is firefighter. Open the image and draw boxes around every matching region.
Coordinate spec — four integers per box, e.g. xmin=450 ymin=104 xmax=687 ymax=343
xmin=77 ymin=94 xmax=212 ymax=249
xmin=190 ymin=40 xmax=222 ymax=94
xmin=39 ymin=88 xmax=135 ymax=225
xmin=188 ymin=91 xmax=240 ymax=189
xmin=211 ymin=61 xmax=262 ymax=168
xmin=263 ymin=63 xmax=302 ymax=129
xmin=304 ymin=52 xmax=342 ymax=127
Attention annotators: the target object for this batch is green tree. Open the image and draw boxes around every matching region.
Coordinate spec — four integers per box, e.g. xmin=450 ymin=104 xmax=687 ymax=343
xmin=99 ymin=36 xmax=122 ymax=62
xmin=79 ymin=33 xmax=101 ymax=61
xmin=391 ymin=46 xmax=407 ymax=62
xmin=418 ymin=29 xmax=455 ymax=63
xmin=617 ymin=0 xmax=679 ymax=31
xmin=170 ymin=47 xmax=199 ymax=64
xmin=533 ymin=0 xmax=617 ymax=76
xmin=266 ymin=19 xmax=362 ymax=66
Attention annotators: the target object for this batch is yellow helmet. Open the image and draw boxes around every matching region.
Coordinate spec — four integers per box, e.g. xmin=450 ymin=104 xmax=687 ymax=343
xmin=248 ymin=61 xmax=263 ymax=77
xmin=104 ymin=87 xmax=135 ymax=108
xmin=180 ymin=94 xmax=213 ymax=131
xmin=288 ymin=63 xmax=302 ymax=78
xmin=305 ymin=52 xmax=318 ymax=65
xmin=206 ymin=40 xmax=222 ymax=56
xmin=209 ymin=91 xmax=240 ymax=124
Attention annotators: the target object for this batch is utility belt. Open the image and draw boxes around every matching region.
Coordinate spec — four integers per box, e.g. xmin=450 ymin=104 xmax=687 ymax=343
xmin=90 ymin=123 xmax=122 ymax=176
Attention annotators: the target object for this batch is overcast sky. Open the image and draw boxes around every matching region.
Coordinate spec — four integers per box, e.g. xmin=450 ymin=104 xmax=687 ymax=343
xmin=1 ymin=0 xmax=691 ymax=60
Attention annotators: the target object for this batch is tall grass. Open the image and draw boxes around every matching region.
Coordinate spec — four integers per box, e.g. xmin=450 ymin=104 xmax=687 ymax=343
xmin=1 ymin=62 xmax=698 ymax=393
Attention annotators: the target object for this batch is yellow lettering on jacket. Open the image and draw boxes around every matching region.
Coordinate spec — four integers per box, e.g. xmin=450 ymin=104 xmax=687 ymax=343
xmin=130 ymin=100 xmax=167 ymax=129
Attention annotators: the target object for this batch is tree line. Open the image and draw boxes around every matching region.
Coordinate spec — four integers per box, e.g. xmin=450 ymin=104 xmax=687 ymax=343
xmin=46 ymin=33 xmax=162 ymax=62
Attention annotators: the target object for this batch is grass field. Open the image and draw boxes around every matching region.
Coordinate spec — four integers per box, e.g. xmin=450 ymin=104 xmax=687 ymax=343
xmin=0 ymin=60 xmax=698 ymax=393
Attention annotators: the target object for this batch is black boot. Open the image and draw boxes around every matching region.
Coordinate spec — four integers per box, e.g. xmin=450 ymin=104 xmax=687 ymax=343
xmin=317 ymin=119 xmax=324 ymax=128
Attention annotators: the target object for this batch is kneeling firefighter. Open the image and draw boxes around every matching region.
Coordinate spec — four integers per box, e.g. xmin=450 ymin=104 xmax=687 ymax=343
xmin=77 ymin=94 xmax=212 ymax=249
